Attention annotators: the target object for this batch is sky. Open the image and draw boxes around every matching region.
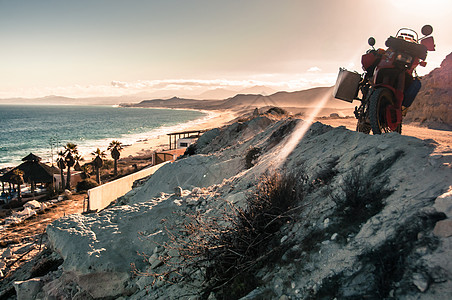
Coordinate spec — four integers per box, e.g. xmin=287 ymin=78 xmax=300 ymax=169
xmin=1 ymin=0 xmax=451 ymax=99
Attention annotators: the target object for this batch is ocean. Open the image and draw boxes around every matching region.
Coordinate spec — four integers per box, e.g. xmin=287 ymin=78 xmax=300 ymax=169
xmin=0 ymin=105 xmax=207 ymax=168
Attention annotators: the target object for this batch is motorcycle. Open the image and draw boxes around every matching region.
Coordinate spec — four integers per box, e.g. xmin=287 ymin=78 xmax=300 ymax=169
xmin=333 ymin=25 xmax=436 ymax=134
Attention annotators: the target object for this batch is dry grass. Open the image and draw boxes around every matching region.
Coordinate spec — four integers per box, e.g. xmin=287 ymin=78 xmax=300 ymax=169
xmin=136 ymin=171 xmax=306 ymax=299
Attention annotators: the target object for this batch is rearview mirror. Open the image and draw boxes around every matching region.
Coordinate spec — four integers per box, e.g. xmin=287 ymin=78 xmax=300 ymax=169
xmin=368 ymin=37 xmax=375 ymax=47
xmin=421 ymin=25 xmax=433 ymax=36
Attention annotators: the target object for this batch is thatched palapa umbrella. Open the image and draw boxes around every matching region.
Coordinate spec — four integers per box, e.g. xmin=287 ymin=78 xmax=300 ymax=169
xmin=0 ymin=153 xmax=58 ymax=196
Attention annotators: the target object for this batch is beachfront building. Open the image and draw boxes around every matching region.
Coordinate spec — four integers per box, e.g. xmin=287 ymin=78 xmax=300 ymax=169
xmin=176 ymin=137 xmax=198 ymax=148
xmin=148 ymin=129 xmax=208 ymax=166
xmin=167 ymin=129 xmax=207 ymax=150
xmin=0 ymin=153 xmax=58 ymax=202
xmin=53 ymin=171 xmax=84 ymax=192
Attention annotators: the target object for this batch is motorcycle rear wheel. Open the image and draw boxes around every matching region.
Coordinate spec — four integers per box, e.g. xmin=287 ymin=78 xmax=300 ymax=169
xmin=369 ymin=88 xmax=402 ymax=134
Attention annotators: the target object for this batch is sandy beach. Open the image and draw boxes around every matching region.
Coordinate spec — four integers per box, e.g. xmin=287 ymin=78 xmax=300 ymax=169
xmin=112 ymin=109 xmax=238 ymax=159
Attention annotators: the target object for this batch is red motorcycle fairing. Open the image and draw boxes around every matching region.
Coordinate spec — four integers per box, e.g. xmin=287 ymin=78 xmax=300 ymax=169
xmin=362 ymin=52 xmax=377 ymax=70
xmin=361 ymin=48 xmax=385 ymax=74
xmin=377 ymin=49 xmax=396 ymax=69
xmin=373 ymin=52 xmax=407 ymax=109
xmin=421 ymin=36 xmax=435 ymax=51
xmin=385 ymin=104 xmax=401 ymax=131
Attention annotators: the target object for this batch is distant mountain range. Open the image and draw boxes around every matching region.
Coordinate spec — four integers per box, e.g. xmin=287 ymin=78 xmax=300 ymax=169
xmin=0 ymin=85 xmax=278 ymax=106
xmin=121 ymin=86 xmax=355 ymax=112
xmin=0 ymin=85 xmax=356 ymax=117
xmin=0 ymin=94 xmax=146 ymax=106
xmin=196 ymin=86 xmax=277 ymax=100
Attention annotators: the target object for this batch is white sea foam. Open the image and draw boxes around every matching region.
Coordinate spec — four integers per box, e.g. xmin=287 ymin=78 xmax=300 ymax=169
xmin=56 ymin=110 xmax=217 ymax=163
xmin=0 ymin=107 xmax=212 ymax=168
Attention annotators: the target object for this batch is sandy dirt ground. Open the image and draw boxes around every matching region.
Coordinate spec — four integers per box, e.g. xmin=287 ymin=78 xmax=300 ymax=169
xmin=0 ymin=194 xmax=85 ymax=277
xmin=0 ymin=195 xmax=85 ymax=244
xmin=317 ymin=117 xmax=452 ymax=156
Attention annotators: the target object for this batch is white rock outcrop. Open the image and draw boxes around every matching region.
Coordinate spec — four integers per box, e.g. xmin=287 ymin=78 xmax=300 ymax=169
xmin=34 ymin=114 xmax=452 ymax=299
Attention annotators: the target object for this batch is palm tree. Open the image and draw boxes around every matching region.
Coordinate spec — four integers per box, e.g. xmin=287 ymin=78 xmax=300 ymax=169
xmin=73 ymin=154 xmax=83 ymax=171
xmin=56 ymin=150 xmax=66 ymax=192
xmin=91 ymin=148 xmax=106 ymax=184
xmin=64 ymin=143 xmax=78 ymax=190
xmin=107 ymin=140 xmax=123 ymax=177
xmin=10 ymin=169 xmax=24 ymax=201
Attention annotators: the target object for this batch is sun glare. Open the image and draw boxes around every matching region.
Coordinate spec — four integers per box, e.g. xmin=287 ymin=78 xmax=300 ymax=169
xmin=390 ymin=0 xmax=451 ymax=16
xmin=273 ymin=92 xmax=330 ymax=170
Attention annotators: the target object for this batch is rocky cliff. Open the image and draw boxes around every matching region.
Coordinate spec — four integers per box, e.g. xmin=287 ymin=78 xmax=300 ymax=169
xmin=405 ymin=52 xmax=452 ymax=129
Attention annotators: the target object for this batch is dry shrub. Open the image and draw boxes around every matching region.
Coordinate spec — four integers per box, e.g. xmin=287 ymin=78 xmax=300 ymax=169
xmin=76 ymin=178 xmax=98 ymax=192
xmin=200 ymin=172 xmax=304 ymax=298
xmin=265 ymin=107 xmax=288 ymax=115
xmin=331 ymin=167 xmax=391 ymax=236
xmin=310 ymin=156 xmax=339 ymax=190
xmin=146 ymin=171 xmax=305 ymax=299
xmin=31 ymin=251 xmax=64 ymax=278
xmin=184 ymin=144 xmax=197 ymax=157
xmin=244 ymin=147 xmax=261 ymax=169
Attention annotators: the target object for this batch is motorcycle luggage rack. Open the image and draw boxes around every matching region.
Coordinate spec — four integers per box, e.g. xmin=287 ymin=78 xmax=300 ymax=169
xmin=396 ymin=28 xmax=418 ymax=43
xmin=333 ymin=68 xmax=361 ymax=103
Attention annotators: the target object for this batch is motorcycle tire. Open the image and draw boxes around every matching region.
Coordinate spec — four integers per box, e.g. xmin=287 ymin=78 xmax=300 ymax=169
xmin=369 ymin=88 xmax=402 ymax=134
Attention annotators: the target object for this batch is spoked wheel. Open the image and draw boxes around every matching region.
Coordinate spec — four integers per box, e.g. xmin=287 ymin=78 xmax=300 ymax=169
xmin=369 ymin=88 xmax=402 ymax=134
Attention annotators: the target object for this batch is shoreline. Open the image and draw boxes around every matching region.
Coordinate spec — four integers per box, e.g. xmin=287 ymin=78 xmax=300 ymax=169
xmin=0 ymin=108 xmax=238 ymax=170
xmin=78 ymin=108 xmax=230 ymax=163
xmin=112 ymin=109 xmax=237 ymax=161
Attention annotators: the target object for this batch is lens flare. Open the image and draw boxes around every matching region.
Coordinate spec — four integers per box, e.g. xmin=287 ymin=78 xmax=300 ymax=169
xmin=273 ymin=93 xmax=330 ymax=169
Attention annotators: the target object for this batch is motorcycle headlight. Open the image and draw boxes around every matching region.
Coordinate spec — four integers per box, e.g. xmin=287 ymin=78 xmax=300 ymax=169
xmin=396 ymin=53 xmax=413 ymax=64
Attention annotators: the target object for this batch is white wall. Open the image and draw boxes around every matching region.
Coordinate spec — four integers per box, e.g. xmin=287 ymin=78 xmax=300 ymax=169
xmin=87 ymin=162 xmax=169 ymax=211
xmin=177 ymin=137 xmax=197 ymax=148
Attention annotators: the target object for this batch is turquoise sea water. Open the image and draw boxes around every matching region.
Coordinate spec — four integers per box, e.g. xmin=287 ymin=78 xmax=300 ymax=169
xmin=0 ymin=105 xmax=206 ymax=168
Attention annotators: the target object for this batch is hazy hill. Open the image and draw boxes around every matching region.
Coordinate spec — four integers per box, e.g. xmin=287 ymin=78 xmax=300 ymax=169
xmin=0 ymin=85 xmax=353 ymax=112
xmin=125 ymin=86 xmax=355 ymax=112
xmin=0 ymin=85 xmax=277 ymax=105
xmin=194 ymin=88 xmax=238 ymax=100
xmin=0 ymin=95 xmax=131 ymax=106
xmin=238 ymin=85 xmax=277 ymax=95
xmin=193 ymin=86 xmax=277 ymax=100
xmin=221 ymin=87 xmax=354 ymax=109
